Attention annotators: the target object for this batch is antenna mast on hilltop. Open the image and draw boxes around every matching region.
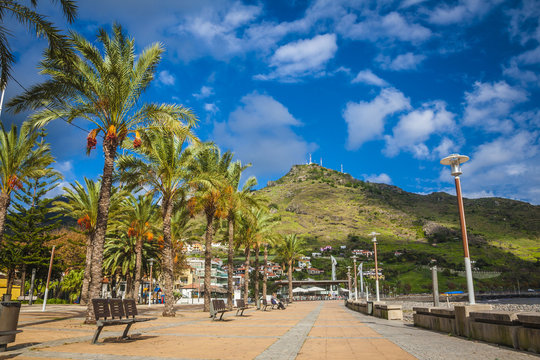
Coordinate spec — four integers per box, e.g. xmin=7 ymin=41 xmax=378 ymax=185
xmin=341 ymin=164 xmax=343 ymax=173
xmin=320 ymin=158 xmax=323 ymax=167
xmin=309 ymin=153 xmax=312 ymax=164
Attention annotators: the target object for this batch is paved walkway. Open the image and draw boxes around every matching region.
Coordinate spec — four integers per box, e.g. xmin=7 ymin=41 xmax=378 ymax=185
xmin=1 ymin=301 xmax=538 ymax=359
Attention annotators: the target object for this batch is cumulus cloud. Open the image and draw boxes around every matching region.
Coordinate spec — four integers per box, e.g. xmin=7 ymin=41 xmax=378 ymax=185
xmin=363 ymin=173 xmax=392 ymax=184
xmin=158 ymin=70 xmax=175 ymax=86
xmin=213 ymin=92 xmax=317 ymax=176
xmin=193 ymin=85 xmax=214 ymax=99
xmin=384 ymin=101 xmax=456 ymax=158
xmin=255 ymin=34 xmax=338 ymax=81
xmin=440 ymin=131 xmax=540 ymax=203
xmin=377 ymin=52 xmax=426 ymax=71
xmin=352 ymin=69 xmax=389 ymax=87
xmin=337 ymin=11 xmax=431 ymax=43
xmin=204 ymin=103 xmax=219 ymax=114
xmin=428 ymin=0 xmax=503 ymax=25
xmin=463 ymin=81 xmax=528 ymax=132
xmin=343 ymin=88 xmax=411 ymax=150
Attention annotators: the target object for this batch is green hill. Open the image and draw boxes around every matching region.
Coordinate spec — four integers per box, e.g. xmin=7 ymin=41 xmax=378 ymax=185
xmin=257 ymin=164 xmax=540 ymax=293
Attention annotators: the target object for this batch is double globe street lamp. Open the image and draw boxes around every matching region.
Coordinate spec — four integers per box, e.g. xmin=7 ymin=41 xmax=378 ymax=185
xmin=369 ymin=232 xmax=381 ymax=301
xmin=440 ymin=154 xmax=476 ymax=304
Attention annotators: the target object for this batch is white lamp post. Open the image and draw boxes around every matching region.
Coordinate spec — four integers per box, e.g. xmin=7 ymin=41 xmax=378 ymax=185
xmin=358 ymin=262 xmax=364 ymax=298
xmin=347 ymin=266 xmax=352 ymax=300
xmin=369 ymin=232 xmax=380 ymax=302
xmin=148 ymin=258 xmax=155 ymax=307
xmin=351 ymin=255 xmax=358 ymax=300
xmin=441 ymin=154 xmax=475 ymax=304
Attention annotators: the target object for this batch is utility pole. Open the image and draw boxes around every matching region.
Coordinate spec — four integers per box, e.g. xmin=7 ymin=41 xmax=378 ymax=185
xmin=42 ymin=246 xmax=56 ymax=312
xmin=432 ymin=265 xmax=440 ymax=307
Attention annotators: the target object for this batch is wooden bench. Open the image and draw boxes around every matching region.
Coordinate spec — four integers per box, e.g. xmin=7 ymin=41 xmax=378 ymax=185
xmin=210 ymin=299 xmax=230 ymax=321
xmin=0 ymin=330 xmax=23 ymax=352
xmin=235 ymin=299 xmax=248 ymax=316
xmin=261 ymin=298 xmax=270 ymax=311
xmin=91 ymin=298 xmax=156 ymax=344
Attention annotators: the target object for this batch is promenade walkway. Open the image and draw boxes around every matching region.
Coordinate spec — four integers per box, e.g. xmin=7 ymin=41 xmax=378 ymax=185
xmin=2 ymin=301 xmax=537 ymax=359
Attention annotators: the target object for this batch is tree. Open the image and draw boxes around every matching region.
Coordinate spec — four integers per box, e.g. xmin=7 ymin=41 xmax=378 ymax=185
xmin=235 ymin=207 xmax=274 ymax=306
xmin=9 ymin=24 xmax=198 ymax=322
xmin=117 ymin=128 xmax=198 ymax=316
xmin=222 ymin=161 xmax=257 ymax=309
xmin=61 ymin=268 xmax=83 ymax=303
xmin=0 ymin=123 xmax=52 ymax=245
xmin=275 ymin=234 xmax=305 ymax=302
xmin=187 ymin=145 xmax=230 ymax=312
xmin=1 ymin=160 xmax=61 ymax=296
xmin=119 ymin=194 xmax=158 ymax=301
xmin=0 ymin=0 xmax=76 ymax=92
xmin=53 ymin=178 xmax=124 ymax=305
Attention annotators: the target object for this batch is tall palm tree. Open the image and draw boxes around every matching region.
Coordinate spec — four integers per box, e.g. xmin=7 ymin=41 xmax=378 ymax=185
xmin=276 ymin=234 xmax=305 ymax=302
xmin=0 ymin=123 xmax=52 ymax=244
xmin=119 ymin=194 xmax=158 ymax=302
xmin=222 ymin=161 xmax=257 ymax=309
xmin=53 ymin=178 xmax=124 ymax=305
xmin=9 ymin=24 xmax=198 ymax=322
xmin=187 ymin=145 xmax=230 ymax=311
xmin=117 ymin=129 xmax=198 ymax=317
xmin=236 ymin=208 xmax=274 ymax=306
xmin=0 ymin=0 xmax=77 ymax=95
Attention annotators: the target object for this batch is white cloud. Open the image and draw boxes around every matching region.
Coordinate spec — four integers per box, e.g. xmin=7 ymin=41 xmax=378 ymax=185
xmin=193 ymin=85 xmax=214 ymax=99
xmin=463 ymin=81 xmax=528 ymax=132
xmin=377 ymin=52 xmax=426 ymax=71
xmin=363 ymin=173 xmax=392 ymax=184
xmin=440 ymin=131 xmax=540 ymax=203
xmin=343 ymin=88 xmax=411 ymax=150
xmin=352 ymin=69 xmax=389 ymax=87
xmin=204 ymin=103 xmax=219 ymax=114
xmin=384 ymin=101 xmax=456 ymax=158
xmin=213 ymin=92 xmax=317 ymax=176
xmin=433 ymin=137 xmax=457 ymax=159
xmin=337 ymin=11 xmax=431 ymax=43
xmin=256 ymin=34 xmax=338 ymax=81
xmin=158 ymin=70 xmax=176 ymax=86
xmin=428 ymin=0 xmax=503 ymax=25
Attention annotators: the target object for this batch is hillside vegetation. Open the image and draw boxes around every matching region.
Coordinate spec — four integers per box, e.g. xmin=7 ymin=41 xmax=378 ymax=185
xmin=257 ymin=164 xmax=540 ymax=293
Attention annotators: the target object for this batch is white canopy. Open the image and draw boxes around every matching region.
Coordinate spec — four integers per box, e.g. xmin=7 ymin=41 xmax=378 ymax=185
xmin=293 ymin=287 xmax=308 ymax=293
xmin=306 ymin=286 xmax=325 ymax=292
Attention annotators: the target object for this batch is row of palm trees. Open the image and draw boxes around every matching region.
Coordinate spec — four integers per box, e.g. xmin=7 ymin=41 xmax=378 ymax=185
xmin=0 ymin=23 xmax=307 ymax=321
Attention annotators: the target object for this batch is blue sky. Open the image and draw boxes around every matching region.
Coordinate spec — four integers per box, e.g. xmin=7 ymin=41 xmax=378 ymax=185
xmin=3 ymin=0 xmax=540 ymax=204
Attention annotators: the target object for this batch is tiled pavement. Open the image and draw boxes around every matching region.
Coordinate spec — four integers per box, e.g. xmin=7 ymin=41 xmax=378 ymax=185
xmin=1 ymin=301 xmax=538 ymax=360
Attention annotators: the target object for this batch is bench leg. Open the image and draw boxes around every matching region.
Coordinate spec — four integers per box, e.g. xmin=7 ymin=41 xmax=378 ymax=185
xmin=219 ymin=312 xmax=225 ymax=321
xmin=122 ymin=323 xmax=133 ymax=340
xmin=240 ymin=308 xmax=245 ymax=316
xmin=0 ymin=344 xmax=7 ymax=352
xmin=92 ymin=325 xmax=104 ymax=344
xmin=236 ymin=309 xmax=240 ymax=316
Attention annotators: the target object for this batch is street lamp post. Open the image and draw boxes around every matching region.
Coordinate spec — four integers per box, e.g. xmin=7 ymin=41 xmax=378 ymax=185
xmin=352 ymin=255 xmax=358 ymax=300
xmin=347 ymin=266 xmax=352 ymax=300
xmin=369 ymin=232 xmax=381 ymax=302
xmin=441 ymin=154 xmax=475 ymax=304
xmin=358 ymin=262 xmax=364 ymax=299
xmin=148 ymin=258 xmax=155 ymax=307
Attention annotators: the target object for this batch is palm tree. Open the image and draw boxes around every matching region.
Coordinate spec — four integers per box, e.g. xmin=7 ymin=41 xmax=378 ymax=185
xmin=117 ymin=129 xmax=197 ymax=316
xmin=236 ymin=207 xmax=274 ymax=306
xmin=0 ymin=123 xmax=52 ymax=244
xmin=222 ymin=161 xmax=257 ymax=309
xmin=0 ymin=0 xmax=76 ymax=95
xmin=276 ymin=234 xmax=305 ymax=302
xmin=53 ymin=178 xmax=124 ymax=305
xmin=9 ymin=24 xmax=198 ymax=322
xmin=119 ymin=194 xmax=158 ymax=302
xmin=187 ymin=145 xmax=230 ymax=312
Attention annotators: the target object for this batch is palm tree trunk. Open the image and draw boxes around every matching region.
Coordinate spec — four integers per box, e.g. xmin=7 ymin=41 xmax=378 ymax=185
xmin=80 ymin=233 xmax=93 ymax=305
xmin=227 ymin=216 xmax=234 ymax=310
xmin=262 ymin=244 xmax=268 ymax=301
xmin=20 ymin=264 xmax=27 ymax=296
xmin=243 ymin=246 xmax=250 ymax=305
xmin=85 ymin=141 xmax=117 ymax=324
xmin=288 ymin=259 xmax=293 ymax=302
xmin=6 ymin=267 xmax=15 ymax=295
xmin=0 ymin=192 xmax=11 ymax=244
xmin=203 ymin=210 xmax=214 ymax=312
xmin=161 ymin=196 xmax=176 ymax=317
xmin=254 ymin=244 xmax=260 ymax=309
xmin=133 ymin=236 xmax=144 ymax=303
